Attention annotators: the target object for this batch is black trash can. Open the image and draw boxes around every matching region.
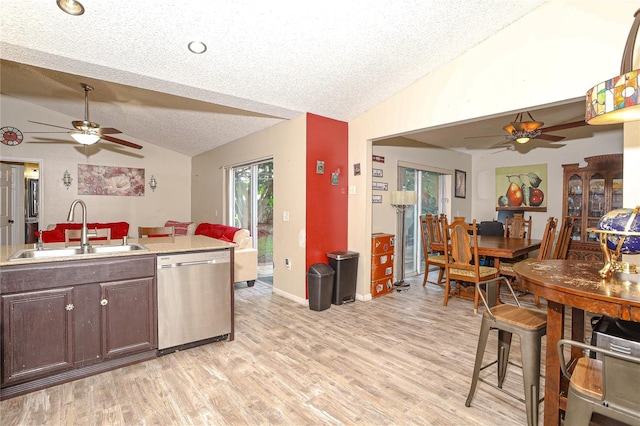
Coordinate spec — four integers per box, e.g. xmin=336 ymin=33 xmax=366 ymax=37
xmin=307 ymin=263 xmax=335 ymax=311
xmin=327 ymin=251 xmax=359 ymax=305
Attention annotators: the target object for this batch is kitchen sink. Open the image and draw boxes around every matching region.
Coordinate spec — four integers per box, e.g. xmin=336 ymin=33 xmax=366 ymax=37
xmin=9 ymin=243 xmax=148 ymax=261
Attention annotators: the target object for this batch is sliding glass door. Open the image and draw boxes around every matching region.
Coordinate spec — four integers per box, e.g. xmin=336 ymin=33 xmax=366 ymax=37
xmin=230 ymin=160 xmax=274 ymax=282
xmin=400 ymin=167 xmax=449 ymax=277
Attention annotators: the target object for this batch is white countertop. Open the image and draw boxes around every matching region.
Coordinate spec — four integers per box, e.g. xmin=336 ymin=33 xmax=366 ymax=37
xmin=0 ymin=235 xmax=235 ymax=266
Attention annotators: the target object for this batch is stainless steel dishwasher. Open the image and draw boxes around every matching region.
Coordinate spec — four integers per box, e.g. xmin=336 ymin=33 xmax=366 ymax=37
xmin=156 ymin=249 xmax=232 ymax=353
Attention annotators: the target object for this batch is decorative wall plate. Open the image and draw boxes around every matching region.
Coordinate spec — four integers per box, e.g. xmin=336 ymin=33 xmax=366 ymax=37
xmin=0 ymin=126 xmax=24 ymax=146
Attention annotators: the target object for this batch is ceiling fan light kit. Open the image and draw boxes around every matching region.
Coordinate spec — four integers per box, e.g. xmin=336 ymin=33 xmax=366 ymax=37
xmin=27 ymin=83 xmax=143 ymax=150
xmin=586 ymin=8 xmax=640 ymax=125
xmin=503 ymin=112 xmax=544 ymax=144
xmin=70 ymin=131 xmax=100 ymax=145
xmin=56 ymin=0 xmax=85 ymax=16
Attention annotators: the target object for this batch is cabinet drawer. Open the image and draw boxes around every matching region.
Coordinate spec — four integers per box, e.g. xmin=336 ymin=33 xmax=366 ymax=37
xmin=371 ymin=233 xmax=395 ymax=255
xmin=371 ymin=278 xmax=394 ymax=298
xmin=371 ymin=253 xmax=393 ymax=267
xmin=371 ymin=263 xmax=393 ymax=281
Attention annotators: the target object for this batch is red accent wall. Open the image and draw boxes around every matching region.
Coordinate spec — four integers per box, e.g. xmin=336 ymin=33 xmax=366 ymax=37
xmin=306 ymin=113 xmax=348 ymax=297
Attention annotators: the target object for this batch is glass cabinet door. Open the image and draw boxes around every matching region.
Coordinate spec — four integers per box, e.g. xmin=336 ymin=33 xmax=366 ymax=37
xmin=588 ymin=173 xmax=605 ymax=218
xmin=567 ymin=174 xmax=583 ymax=217
xmin=612 ymin=175 xmax=623 ymax=210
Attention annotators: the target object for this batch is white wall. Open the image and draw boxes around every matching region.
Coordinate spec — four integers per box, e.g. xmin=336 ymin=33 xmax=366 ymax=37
xmin=0 ymin=95 xmax=191 ymax=234
xmin=348 ymin=2 xmax=638 ymax=296
xmin=472 ymin=129 xmax=624 ymax=239
xmin=371 ymin=141 xmax=471 ymax=288
xmin=192 ymin=114 xmax=308 ymax=302
xmin=371 ymin=141 xmax=471 ymax=233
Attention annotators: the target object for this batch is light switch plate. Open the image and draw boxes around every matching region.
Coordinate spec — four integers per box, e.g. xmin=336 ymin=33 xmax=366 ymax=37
xmin=316 ymin=160 xmax=324 ymax=174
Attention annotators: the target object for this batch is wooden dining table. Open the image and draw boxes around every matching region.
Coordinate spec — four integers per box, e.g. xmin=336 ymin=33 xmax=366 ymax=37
xmin=514 ymin=260 xmax=640 ymax=426
xmin=430 ymin=235 xmax=542 ymax=268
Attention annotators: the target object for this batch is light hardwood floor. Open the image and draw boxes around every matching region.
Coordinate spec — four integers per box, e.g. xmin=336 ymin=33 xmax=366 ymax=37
xmin=1 ymin=273 xmax=556 ymax=425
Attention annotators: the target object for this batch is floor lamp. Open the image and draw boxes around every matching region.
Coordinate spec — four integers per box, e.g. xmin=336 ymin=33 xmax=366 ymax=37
xmin=390 ymin=188 xmax=417 ymax=288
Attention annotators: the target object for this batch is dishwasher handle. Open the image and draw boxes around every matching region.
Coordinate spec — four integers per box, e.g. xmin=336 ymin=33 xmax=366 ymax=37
xmin=157 ymin=251 xmax=231 ymax=269
xmin=159 ymin=259 xmax=212 ymax=268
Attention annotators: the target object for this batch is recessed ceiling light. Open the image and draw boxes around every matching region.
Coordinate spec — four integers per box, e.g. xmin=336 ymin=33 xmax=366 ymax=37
xmin=56 ymin=0 xmax=85 ymax=15
xmin=188 ymin=41 xmax=207 ymax=54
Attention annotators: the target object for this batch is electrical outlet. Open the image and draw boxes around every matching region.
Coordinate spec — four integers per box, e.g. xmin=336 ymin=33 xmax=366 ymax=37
xmin=283 ymin=211 xmax=290 ymax=221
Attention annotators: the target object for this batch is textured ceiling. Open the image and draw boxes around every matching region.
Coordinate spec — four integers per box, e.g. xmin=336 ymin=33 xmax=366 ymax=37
xmin=0 ymin=0 xmax=559 ymax=156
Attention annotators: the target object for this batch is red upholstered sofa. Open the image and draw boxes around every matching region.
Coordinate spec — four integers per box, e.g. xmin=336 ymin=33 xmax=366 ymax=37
xmin=40 ymin=222 xmax=130 ymax=243
xmin=196 ymin=223 xmax=258 ymax=286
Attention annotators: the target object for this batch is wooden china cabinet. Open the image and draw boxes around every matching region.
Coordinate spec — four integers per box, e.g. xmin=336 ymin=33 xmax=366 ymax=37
xmin=562 ymin=154 xmax=623 ymax=261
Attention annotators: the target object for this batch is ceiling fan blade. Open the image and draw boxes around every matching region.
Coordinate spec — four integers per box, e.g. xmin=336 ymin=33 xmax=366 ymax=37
xmin=28 ymin=137 xmax=77 ymax=144
xmin=28 ymin=120 xmax=74 ymax=131
xmin=537 ymin=134 xmax=566 ymax=142
xmin=540 ymin=120 xmax=587 ymax=133
xmin=98 ymin=133 xmax=143 ymax=150
xmin=464 ymin=134 xmax=506 ymax=139
xmin=98 ymin=127 xmax=122 ymax=135
xmin=490 ymin=139 xmax=511 ymax=148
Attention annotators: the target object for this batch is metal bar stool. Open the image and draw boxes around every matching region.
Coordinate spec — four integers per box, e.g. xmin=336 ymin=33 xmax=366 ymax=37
xmin=465 ymin=277 xmax=547 ymax=426
xmin=558 ymin=339 xmax=640 ymax=426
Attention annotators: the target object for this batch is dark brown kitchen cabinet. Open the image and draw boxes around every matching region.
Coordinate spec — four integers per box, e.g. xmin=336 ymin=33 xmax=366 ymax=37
xmin=101 ymin=278 xmax=156 ymax=359
xmin=1 ymin=255 xmax=157 ymax=399
xmin=1 ymin=288 xmax=74 ymax=385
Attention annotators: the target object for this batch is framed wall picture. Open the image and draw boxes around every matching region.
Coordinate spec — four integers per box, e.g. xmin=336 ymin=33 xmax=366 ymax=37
xmin=372 ymin=181 xmax=388 ymax=191
xmin=495 ymin=163 xmax=547 ymax=211
xmin=455 ymin=169 xmax=466 ymax=198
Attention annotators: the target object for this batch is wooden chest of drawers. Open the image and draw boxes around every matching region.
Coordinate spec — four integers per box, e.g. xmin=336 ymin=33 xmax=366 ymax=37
xmin=371 ymin=233 xmax=394 ymax=297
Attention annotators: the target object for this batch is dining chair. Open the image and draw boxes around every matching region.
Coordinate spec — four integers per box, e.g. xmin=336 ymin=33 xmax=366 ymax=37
xmin=499 ymin=216 xmax=557 ymax=308
xmin=466 ymin=276 xmax=547 ymax=426
xmin=64 ymin=228 xmax=111 ymax=246
xmin=441 ymin=216 xmax=501 ymax=313
xmin=552 ymin=216 xmax=574 ymax=260
xmin=557 ymin=339 xmax=640 ymax=426
xmin=504 ymin=213 xmax=532 ymax=239
xmin=138 ymin=226 xmax=175 ymax=238
xmin=420 ymin=214 xmax=446 ymax=287
xmin=478 ymin=220 xmax=504 ymax=237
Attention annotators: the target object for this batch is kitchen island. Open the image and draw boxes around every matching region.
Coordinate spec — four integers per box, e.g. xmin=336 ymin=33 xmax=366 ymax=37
xmin=0 ymin=235 xmax=234 ymax=400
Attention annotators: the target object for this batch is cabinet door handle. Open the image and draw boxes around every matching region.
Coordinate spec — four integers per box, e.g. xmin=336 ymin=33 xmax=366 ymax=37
xmin=65 ymin=304 xmax=74 ymax=311
xmin=100 ymin=299 xmax=108 ymax=306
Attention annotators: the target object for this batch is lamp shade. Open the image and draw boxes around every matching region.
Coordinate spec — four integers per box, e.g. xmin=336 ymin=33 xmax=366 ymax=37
xmin=586 ymin=70 xmax=640 ymax=125
xmin=71 ymin=132 xmax=101 ymax=145
xmin=390 ymin=190 xmax=417 ymax=206
xmin=586 ymin=9 xmax=640 ymax=125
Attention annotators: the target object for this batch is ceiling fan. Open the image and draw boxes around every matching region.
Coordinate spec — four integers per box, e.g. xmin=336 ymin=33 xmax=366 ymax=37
xmin=466 ymin=111 xmax=588 ymax=147
xmin=27 ymin=83 xmax=142 ymax=150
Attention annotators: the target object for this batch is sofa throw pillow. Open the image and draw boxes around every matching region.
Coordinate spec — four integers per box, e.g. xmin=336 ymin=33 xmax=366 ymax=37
xmin=165 ymin=220 xmax=193 ymax=236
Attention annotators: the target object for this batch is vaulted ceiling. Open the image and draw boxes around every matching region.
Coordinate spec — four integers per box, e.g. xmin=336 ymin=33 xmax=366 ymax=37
xmin=2 ymin=0 xmax=562 ymax=156
xmin=1 ymin=1 xmax=623 ymax=157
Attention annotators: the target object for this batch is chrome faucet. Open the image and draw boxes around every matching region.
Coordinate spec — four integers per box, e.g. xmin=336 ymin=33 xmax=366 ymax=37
xmin=67 ymin=199 xmax=92 ymax=250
